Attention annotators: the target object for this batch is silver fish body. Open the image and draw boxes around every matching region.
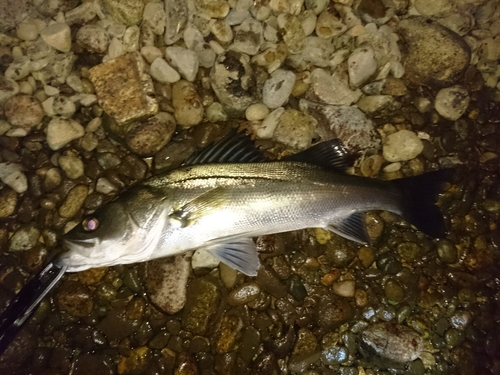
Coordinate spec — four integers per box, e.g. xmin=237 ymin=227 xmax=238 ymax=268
xmin=58 ymin=160 xmax=445 ymax=276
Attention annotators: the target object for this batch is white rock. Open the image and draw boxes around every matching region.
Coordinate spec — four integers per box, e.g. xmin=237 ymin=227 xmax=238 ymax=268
xmin=150 ymin=58 xmax=181 ymax=83
xmin=44 ymin=85 xmax=60 ymax=96
xmin=96 ymin=178 xmax=118 ymax=194
xmin=52 ymin=95 xmax=76 ymax=117
xmin=5 ymin=57 xmax=32 ymax=81
xmin=413 ymin=97 xmax=432 ymax=113
xmin=383 ymin=162 xmax=401 ymax=173
xmin=0 ymin=163 xmax=28 ymax=193
xmin=42 ymin=97 xmax=56 ymax=116
xmin=348 ymin=43 xmax=377 ymax=88
xmin=300 ymin=10 xmax=317 ymax=36
xmin=232 ymin=18 xmax=264 ymax=55
xmin=46 ymin=117 xmax=85 ymax=150
xmin=434 ymin=85 xmax=470 ymax=121
xmin=191 ymin=249 xmax=220 ymax=270
xmin=225 ymin=9 xmax=251 ymax=25
xmin=254 ymin=107 xmax=284 ymax=139
xmin=17 ymin=21 xmax=39 ymax=41
xmin=263 ymin=69 xmax=296 ymax=109
xmin=383 ymin=130 xmax=423 ymax=162
xmin=246 ymin=103 xmax=270 ymax=121
xmin=143 ymin=2 xmax=166 ymax=35
xmin=165 ymin=46 xmax=199 ymax=82
xmin=6 ymin=128 xmax=28 ymax=137
xmin=40 ymin=23 xmax=71 ymax=53
xmin=141 ymin=46 xmax=163 ymax=64
xmin=58 ymin=155 xmax=84 ymax=179
xmin=332 ymin=280 xmax=355 ymax=298
xmin=66 ymin=73 xmax=83 ymax=93
xmin=300 ymin=36 xmax=334 ymax=67
xmin=310 ymin=68 xmax=362 ymax=106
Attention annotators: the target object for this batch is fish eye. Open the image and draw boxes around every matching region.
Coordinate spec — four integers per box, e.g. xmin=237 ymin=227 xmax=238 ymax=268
xmin=82 ymin=217 xmax=99 ymax=232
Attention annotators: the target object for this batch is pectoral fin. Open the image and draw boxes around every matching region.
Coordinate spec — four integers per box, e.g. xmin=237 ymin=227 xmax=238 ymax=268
xmin=327 ymin=212 xmax=370 ymax=244
xmin=170 ymin=187 xmax=227 ymax=227
xmin=201 ymin=237 xmax=260 ymax=276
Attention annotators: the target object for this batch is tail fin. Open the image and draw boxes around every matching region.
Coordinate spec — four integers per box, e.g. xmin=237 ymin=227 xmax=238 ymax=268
xmin=391 ymin=169 xmax=454 ymax=238
xmin=0 ymin=261 xmax=67 ymax=356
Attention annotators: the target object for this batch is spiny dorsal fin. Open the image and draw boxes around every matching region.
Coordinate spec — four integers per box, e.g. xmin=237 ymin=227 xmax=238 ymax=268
xmin=283 ymin=139 xmax=351 ymax=172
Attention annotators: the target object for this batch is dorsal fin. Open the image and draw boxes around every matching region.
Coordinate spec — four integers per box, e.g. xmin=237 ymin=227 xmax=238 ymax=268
xmin=283 ymin=139 xmax=351 ymax=172
xmin=184 ymin=130 xmax=265 ymax=166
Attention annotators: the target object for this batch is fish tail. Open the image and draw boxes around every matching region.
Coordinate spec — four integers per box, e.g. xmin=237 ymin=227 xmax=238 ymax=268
xmin=391 ymin=169 xmax=454 ymax=238
xmin=0 ymin=260 xmax=67 ymax=356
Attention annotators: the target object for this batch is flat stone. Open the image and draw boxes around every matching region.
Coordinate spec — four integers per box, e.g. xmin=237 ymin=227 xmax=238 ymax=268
xmin=125 ymin=112 xmax=176 ymax=156
xmin=40 ymin=23 xmax=71 ymax=53
xmin=9 ymin=223 xmax=40 ymax=251
xmin=89 ymin=52 xmax=158 ymax=125
xmin=398 ymin=16 xmax=471 ymax=88
xmin=383 ymin=130 xmax=423 ymax=162
xmin=262 ymin=69 xmax=296 ymax=109
xmin=308 ymin=68 xmax=362 ymax=106
xmin=46 ymin=116 xmax=85 ymax=150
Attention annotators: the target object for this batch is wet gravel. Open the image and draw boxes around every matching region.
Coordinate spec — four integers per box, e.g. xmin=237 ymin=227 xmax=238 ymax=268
xmin=1 ymin=0 xmax=500 ymax=374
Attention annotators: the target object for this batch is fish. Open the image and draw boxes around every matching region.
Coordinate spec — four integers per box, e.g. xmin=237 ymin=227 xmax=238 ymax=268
xmin=0 ymin=130 xmax=452 ymax=356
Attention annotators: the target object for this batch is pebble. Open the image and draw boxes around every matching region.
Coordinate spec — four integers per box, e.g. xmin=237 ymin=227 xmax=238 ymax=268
xmin=278 ymin=13 xmax=306 ymax=53
xmin=96 ymin=178 xmax=117 ymax=194
xmin=9 ymin=223 xmax=40 ymax=251
xmin=164 ymin=0 xmax=188 ymax=45
xmin=59 ymin=185 xmax=88 ymax=218
xmin=398 ymin=16 xmax=471 ymax=88
xmin=4 ymin=94 xmax=44 ymax=128
xmin=348 ymin=43 xmax=377 ymax=88
xmin=16 ymin=21 xmax=39 ymax=41
xmin=300 ymin=36 xmax=335 ymax=67
xmin=300 ymin=99 xmax=381 ymax=154
xmin=383 ymin=130 xmax=423 ymax=162
xmin=191 ymin=249 xmax=220 ymax=270
xmin=309 ymin=68 xmax=362 ymax=106
xmin=245 ymin=103 xmax=269 ymax=121
xmin=415 ymin=0 xmax=454 ymax=17
xmin=65 ymin=2 xmax=97 ymax=25
xmin=210 ymin=19 xmax=233 ymax=44
xmin=140 ymin=46 xmax=163 ymax=64
xmin=58 ymin=155 xmax=85 ymax=179
xmin=165 ymin=46 xmax=199 ymax=82
xmin=143 ymin=2 xmax=166 ymax=35
xmin=40 ymin=23 xmax=71 ymax=53
xmin=357 ymin=95 xmax=399 ymax=116
xmin=232 ymin=18 xmax=264 ymax=55
xmin=46 ymin=117 xmax=85 ymax=150
xmin=150 ymin=58 xmax=181 ymax=83
xmin=253 ymin=106 xmax=284 ymax=139
xmin=359 ymin=322 xmax=423 ymax=363
xmin=195 ymin=0 xmax=229 ymax=18
xmin=126 ymin=112 xmax=176 ymax=156
xmin=436 ymin=239 xmax=458 ymax=264
xmin=76 ymin=24 xmax=110 ymax=53
xmin=316 ymin=295 xmax=355 ymax=330
xmin=0 ymin=189 xmax=17 ymax=217
xmin=262 ymin=69 xmax=296 ymax=109
xmin=56 ymin=280 xmax=94 ymax=317
xmin=102 ymin=0 xmax=144 ymax=26
xmin=315 ymin=9 xmax=347 ymax=39
xmin=332 ymin=280 xmax=355 ymax=298
xmin=0 ymin=163 xmax=28 ymax=193
xmin=52 ymin=95 xmax=76 ymax=117
xmin=172 ymin=80 xmax=204 ymax=128
xmin=434 ymin=85 xmax=470 ymax=121
xmin=5 ymin=57 xmax=32 ymax=81
xmin=0 ymin=77 xmax=20 ymax=104
xmin=274 ymin=109 xmax=316 ymax=150
xmin=206 ymin=102 xmax=229 ymax=122
xmin=437 ymin=12 xmax=475 ymax=36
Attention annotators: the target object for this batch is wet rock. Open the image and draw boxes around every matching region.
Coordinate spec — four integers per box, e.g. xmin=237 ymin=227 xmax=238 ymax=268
xmin=434 ymin=85 xmax=470 ymax=121
xmin=174 ymin=352 xmax=201 ymax=375
xmin=348 ymin=44 xmax=377 ymax=88
xmin=436 ymin=239 xmax=458 ymax=264
xmin=46 ymin=117 xmax=85 ymax=150
xmin=332 ymin=280 xmax=355 ymax=298
xmin=256 ymin=265 xmax=287 ymax=299
xmin=89 ymin=52 xmax=158 ymax=125
xmin=287 ymin=274 xmax=307 ymax=302
xmin=59 ymin=185 xmax=88 ymax=218
xmin=141 ymin=254 xmax=191 ymax=315
xmin=359 ymin=322 xmax=423 ymax=363
xmin=0 ymin=162 xmax=28 ymax=193
xmin=97 ymin=306 xmax=140 ymax=340
xmin=103 ymin=0 xmax=144 ymax=26
xmin=210 ymin=50 xmax=256 ymax=116
xmin=227 ymin=282 xmax=261 ymax=306
xmin=40 ymin=23 xmax=71 ymax=53
xmin=321 ymin=345 xmax=349 ymax=365
xmin=4 ymin=94 xmax=44 ymax=128
xmin=191 ymin=248 xmax=219 ymax=270
xmin=316 ymin=295 xmax=355 ymax=330
xmin=308 ymin=68 xmax=362 ymax=106
xmin=239 ymin=326 xmax=261 ymax=363
xmin=300 ymin=99 xmax=381 ymax=154
xmin=165 ymin=46 xmax=199 ymax=82
xmin=56 ymin=280 xmax=94 ymax=318
xmin=76 ymin=25 xmax=110 ymax=54
xmin=172 ymin=80 xmax=204 ymax=128
xmin=117 ymin=346 xmax=151 ymax=375
xmin=383 ymin=130 xmax=423 ymax=162
xmin=164 ymin=0 xmax=188 ymax=45
xmin=398 ymin=16 xmax=470 ymax=88
xmin=357 ymin=95 xmax=400 ymax=117
xmin=72 ymin=354 xmax=114 ymax=375
xmin=253 ymin=352 xmax=280 ymax=374
xmin=273 ymin=108 xmax=316 ymax=150
xmin=182 ymin=274 xmax=222 ymax=335
xmin=215 ymin=313 xmax=243 ymax=354
xmin=126 ymin=112 xmax=176 ymax=156
xmin=0 ymin=328 xmax=37 ymax=375
xmin=59 ymin=155 xmax=85 ymax=179
xmin=9 ymin=223 xmax=40 ymax=251
xmin=0 ymin=188 xmax=17 ymax=217
xmin=262 ymin=69 xmax=295 ymax=109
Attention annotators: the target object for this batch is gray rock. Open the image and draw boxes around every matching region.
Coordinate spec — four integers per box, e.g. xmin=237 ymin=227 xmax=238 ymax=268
xmin=58 ymin=155 xmax=85 ymax=179
xmin=65 ymin=2 xmax=97 ymax=25
xmin=398 ymin=16 xmax=470 ymax=88
xmin=434 ymin=85 xmax=470 ymax=121
xmin=150 ymin=58 xmax=180 ymax=83
xmin=300 ymin=36 xmax=335 ymax=68
xmin=436 ymin=12 xmax=475 ymax=36
xmin=300 ymin=99 xmax=381 ymax=154
xmin=210 ymin=50 xmax=256 ymax=116
xmin=359 ymin=322 xmax=423 ymax=363
xmin=232 ymin=18 xmax=264 ymax=56
xmin=32 ymin=52 xmax=77 ymax=85
xmin=40 ymin=23 xmax=71 ymax=53
xmin=348 ymin=43 xmax=377 ymax=88
xmin=5 ymin=57 xmax=32 ymax=81
xmin=309 ymin=68 xmax=362 ymax=106
xmin=262 ymin=69 xmax=295 ymax=109
xmin=165 ymin=46 xmax=199 ymax=82
xmin=0 ymin=77 xmax=19 ymax=105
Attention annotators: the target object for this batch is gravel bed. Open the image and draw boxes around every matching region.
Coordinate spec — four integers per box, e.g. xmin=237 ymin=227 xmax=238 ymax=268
xmin=0 ymin=0 xmax=499 ymax=374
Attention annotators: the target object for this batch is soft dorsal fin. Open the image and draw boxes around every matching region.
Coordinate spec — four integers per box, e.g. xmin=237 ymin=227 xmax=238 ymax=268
xmin=283 ymin=139 xmax=351 ymax=172
xmin=184 ymin=130 xmax=265 ymax=165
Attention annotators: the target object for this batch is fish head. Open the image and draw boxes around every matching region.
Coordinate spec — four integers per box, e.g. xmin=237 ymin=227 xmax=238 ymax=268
xmin=59 ymin=186 xmax=168 ymax=271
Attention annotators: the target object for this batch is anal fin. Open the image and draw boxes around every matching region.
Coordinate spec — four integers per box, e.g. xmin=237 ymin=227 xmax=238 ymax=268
xmin=326 ymin=212 xmax=370 ymax=244
xmin=200 ymin=237 xmax=260 ymax=276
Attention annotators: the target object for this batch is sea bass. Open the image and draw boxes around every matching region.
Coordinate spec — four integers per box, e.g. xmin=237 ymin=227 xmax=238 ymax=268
xmin=58 ymin=131 xmax=451 ymax=276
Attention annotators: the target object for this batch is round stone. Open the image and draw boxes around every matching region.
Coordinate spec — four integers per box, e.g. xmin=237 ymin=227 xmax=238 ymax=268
xmin=172 ymin=81 xmax=204 ymax=128
xmin=58 ymin=155 xmax=85 ymax=179
xmin=245 ymin=103 xmax=270 ymax=121
xmin=16 ymin=21 xmax=39 ymax=41
xmin=4 ymin=94 xmax=44 ymax=128
xmin=46 ymin=117 xmax=85 ymax=150
xmin=150 ymin=58 xmax=181 ymax=83
xmin=434 ymin=85 xmax=470 ymax=121
xmin=383 ymin=130 xmax=423 ymax=162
